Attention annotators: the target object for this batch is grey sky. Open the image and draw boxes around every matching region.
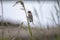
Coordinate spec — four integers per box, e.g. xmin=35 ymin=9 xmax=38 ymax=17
xmin=0 ymin=1 xmax=59 ymax=28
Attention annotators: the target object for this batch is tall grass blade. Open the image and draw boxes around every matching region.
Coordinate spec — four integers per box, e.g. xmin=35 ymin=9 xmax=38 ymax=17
xmin=1 ymin=0 xmax=4 ymax=40
xmin=13 ymin=0 xmax=33 ymax=40
xmin=33 ymin=7 xmax=41 ymax=27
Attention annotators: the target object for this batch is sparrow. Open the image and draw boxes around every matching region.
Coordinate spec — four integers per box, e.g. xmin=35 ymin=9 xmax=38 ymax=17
xmin=27 ymin=11 xmax=34 ymax=24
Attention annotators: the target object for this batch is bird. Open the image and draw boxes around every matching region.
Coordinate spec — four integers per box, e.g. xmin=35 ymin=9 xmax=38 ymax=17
xmin=27 ymin=11 xmax=34 ymax=24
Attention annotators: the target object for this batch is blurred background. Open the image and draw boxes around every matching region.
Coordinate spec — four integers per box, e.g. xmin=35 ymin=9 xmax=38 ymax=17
xmin=0 ymin=0 xmax=60 ymax=28
xmin=0 ymin=0 xmax=60 ymax=40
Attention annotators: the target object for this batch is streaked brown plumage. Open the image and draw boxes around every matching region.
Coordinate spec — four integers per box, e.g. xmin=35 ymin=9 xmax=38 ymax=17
xmin=27 ymin=11 xmax=33 ymax=22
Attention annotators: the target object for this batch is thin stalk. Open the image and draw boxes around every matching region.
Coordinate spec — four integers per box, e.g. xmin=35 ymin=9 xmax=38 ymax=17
xmin=22 ymin=3 xmax=33 ymax=40
xmin=54 ymin=5 xmax=59 ymax=25
xmin=5 ymin=22 xmax=11 ymax=40
xmin=56 ymin=0 xmax=60 ymax=26
xmin=13 ymin=0 xmax=33 ymax=40
xmin=20 ymin=1 xmax=33 ymax=40
xmin=37 ymin=0 xmax=44 ymax=27
xmin=1 ymin=1 xmax=11 ymax=40
xmin=56 ymin=1 xmax=60 ymax=40
xmin=57 ymin=0 xmax=60 ymax=7
xmin=33 ymin=7 xmax=41 ymax=27
xmin=1 ymin=0 xmax=4 ymax=40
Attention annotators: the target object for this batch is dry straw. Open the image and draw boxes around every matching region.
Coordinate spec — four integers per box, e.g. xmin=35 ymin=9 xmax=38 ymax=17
xmin=13 ymin=0 xmax=33 ymax=40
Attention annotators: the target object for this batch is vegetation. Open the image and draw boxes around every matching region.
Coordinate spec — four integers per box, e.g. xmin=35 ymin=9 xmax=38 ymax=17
xmin=0 ymin=0 xmax=60 ymax=40
xmin=13 ymin=0 xmax=33 ymax=40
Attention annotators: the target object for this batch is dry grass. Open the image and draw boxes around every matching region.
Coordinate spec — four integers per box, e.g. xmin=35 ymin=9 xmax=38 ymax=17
xmin=0 ymin=26 xmax=60 ymax=40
